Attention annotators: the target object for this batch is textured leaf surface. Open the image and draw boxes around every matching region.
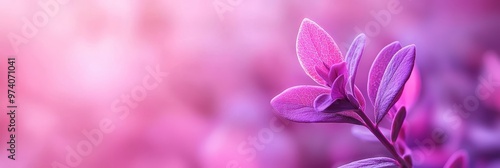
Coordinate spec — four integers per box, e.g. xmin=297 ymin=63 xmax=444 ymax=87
xmin=338 ymin=157 xmax=399 ymax=168
xmin=271 ymin=85 xmax=360 ymax=124
xmin=296 ymin=19 xmax=343 ymax=86
xmin=374 ymin=45 xmax=416 ymax=123
xmin=328 ymin=62 xmax=348 ymax=86
xmin=368 ymin=42 xmax=402 ymax=105
xmin=345 ymin=34 xmax=366 ymax=94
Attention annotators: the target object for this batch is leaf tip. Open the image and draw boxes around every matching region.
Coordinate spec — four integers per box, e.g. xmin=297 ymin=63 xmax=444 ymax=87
xmin=389 ymin=41 xmax=402 ymax=48
xmin=302 ymin=18 xmax=312 ymax=23
xmin=406 ymin=44 xmax=417 ymax=53
xmin=300 ymin=18 xmax=317 ymax=29
xmin=357 ymin=33 xmax=367 ymax=40
xmin=352 ymin=34 xmax=367 ymax=46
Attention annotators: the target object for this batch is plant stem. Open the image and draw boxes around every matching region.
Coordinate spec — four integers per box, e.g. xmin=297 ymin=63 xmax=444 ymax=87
xmin=356 ymin=110 xmax=409 ymax=168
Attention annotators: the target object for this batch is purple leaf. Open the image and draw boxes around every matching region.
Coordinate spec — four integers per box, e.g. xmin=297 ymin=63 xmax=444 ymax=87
xmin=398 ymin=123 xmax=407 ymax=140
xmin=374 ymin=45 xmax=416 ymax=124
xmin=345 ymin=34 xmax=366 ymax=94
xmin=395 ymin=140 xmax=410 ymax=156
xmin=335 ymin=110 xmax=364 ymax=125
xmin=271 ymin=85 xmax=361 ymax=124
xmin=444 ymin=150 xmax=468 ymax=168
xmin=314 ymin=76 xmax=362 ymax=119
xmin=315 ymin=66 xmax=330 ymax=85
xmin=354 ymin=85 xmax=366 ymax=111
xmin=314 ymin=93 xmax=334 ymax=112
xmin=323 ymin=99 xmax=358 ymax=114
xmin=330 ymin=74 xmax=347 ymax=100
xmin=403 ymin=154 xmax=413 ymax=167
xmin=338 ymin=157 xmax=399 ymax=168
xmin=351 ymin=125 xmax=390 ymax=142
xmin=329 ymin=73 xmax=365 ymax=112
xmin=328 ymin=62 xmax=348 ymax=86
xmin=347 ymin=93 xmax=361 ymax=110
xmin=391 ymin=107 xmax=407 ymax=142
xmin=368 ymin=42 xmax=402 ymax=105
xmin=296 ymin=18 xmax=343 ymax=86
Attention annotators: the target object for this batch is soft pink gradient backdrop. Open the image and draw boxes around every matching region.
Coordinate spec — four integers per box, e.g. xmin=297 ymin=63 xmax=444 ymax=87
xmin=0 ymin=0 xmax=499 ymax=167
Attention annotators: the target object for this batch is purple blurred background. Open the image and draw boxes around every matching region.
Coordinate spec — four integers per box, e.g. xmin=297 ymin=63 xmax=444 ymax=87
xmin=0 ymin=0 xmax=500 ymax=167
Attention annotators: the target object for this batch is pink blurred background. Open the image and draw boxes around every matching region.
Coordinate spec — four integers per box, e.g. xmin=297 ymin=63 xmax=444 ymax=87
xmin=0 ymin=0 xmax=500 ymax=167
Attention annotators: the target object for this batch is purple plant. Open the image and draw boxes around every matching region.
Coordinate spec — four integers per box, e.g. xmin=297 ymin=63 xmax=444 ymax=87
xmin=270 ymin=18 xmax=416 ymax=167
xmin=271 ymin=18 xmax=470 ymax=168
